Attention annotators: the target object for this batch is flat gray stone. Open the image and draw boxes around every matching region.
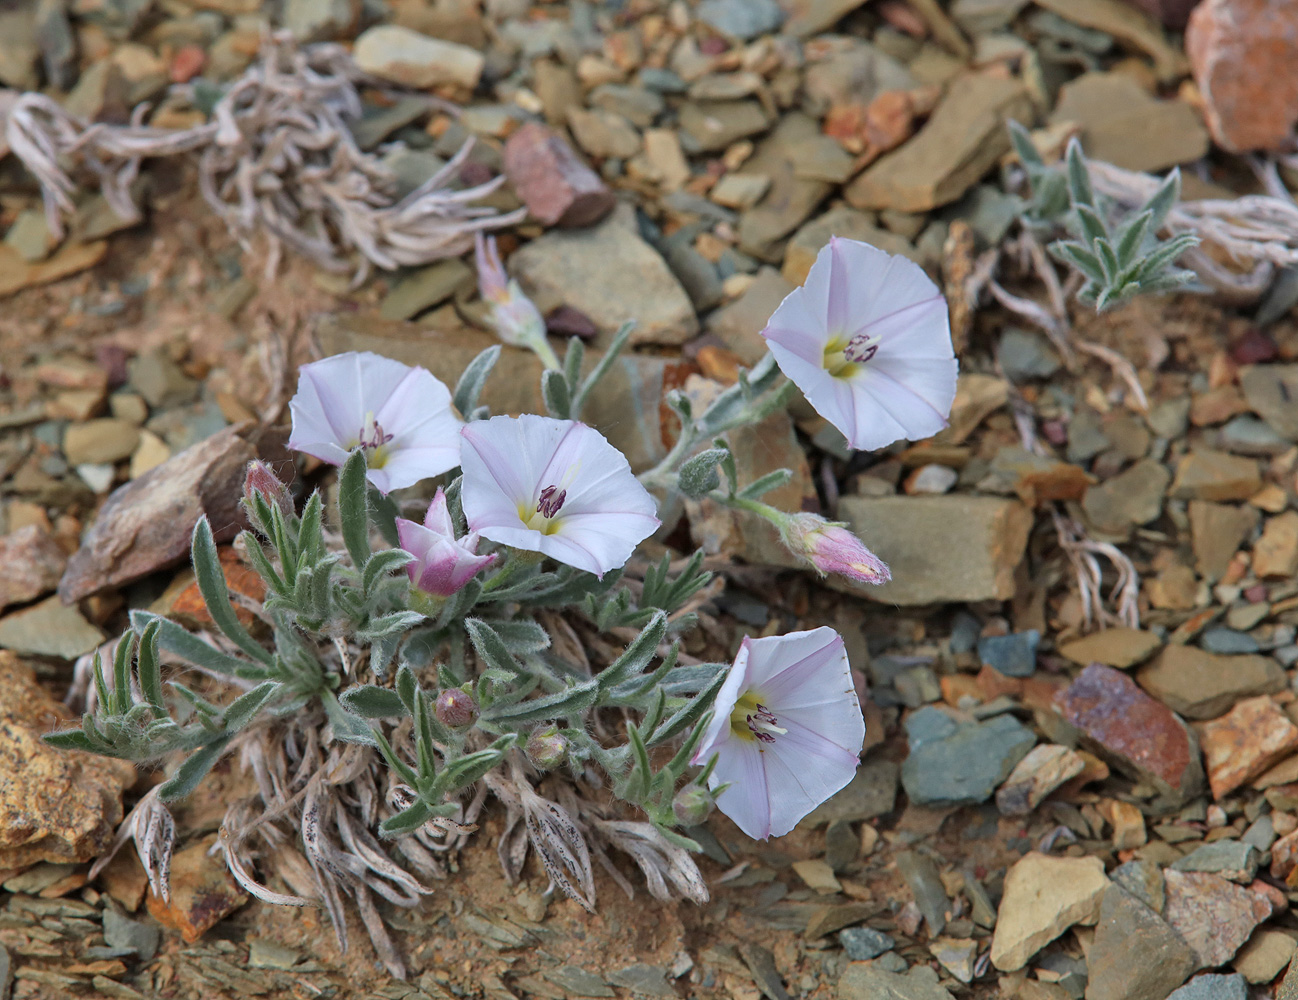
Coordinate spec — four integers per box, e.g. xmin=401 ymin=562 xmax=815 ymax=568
xmin=838 ymin=927 xmax=895 ymax=961
xmin=1167 ymin=974 xmax=1247 ymax=1000
xmin=1170 ymin=840 xmax=1259 ymax=884
xmin=901 ymin=714 xmax=1036 ymax=807
xmin=102 ymin=908 xmax=160 ymax=962
xmin=802 ymin=759 xmax=899 ymax=826
xmin=509 ymin=204 xmax=698 ymax=347
xmin=0 ymin=596 xmax=105 ymax=659
xmin=608 ymin=965 xmax=675 ymax=997
xmin=1086 ymin=884 xmax=1196 ymax=1000
xmin=838 ymin=964 xmax=955 ymax=1000
xmin=545 ymin=966 xmax=614 ymax=998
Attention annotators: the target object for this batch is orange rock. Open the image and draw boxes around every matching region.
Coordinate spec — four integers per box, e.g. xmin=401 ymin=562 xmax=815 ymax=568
xmin=170 ymin=546 xmax=265 ymax=629
xmin=1187 ymin=0 xmax=1298 ymax=152
xmin=1198 ymin=696 xmax=1298 ymax=800
xmin=976 ymin=665 xmax=1022 ymax=701
xmin=695 ymin=344 xmax=743 ymax=386
xmin=940 ymin=674 xmax=982 ymax=708
xmin=146 ymin=837 xmax=248 ymax=943
xmin=169 ymin=44 xmax=206 ymax=84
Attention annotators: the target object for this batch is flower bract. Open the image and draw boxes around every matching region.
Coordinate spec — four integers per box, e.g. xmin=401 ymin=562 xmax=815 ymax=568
xmin=286 ymin=351 xmax=462 ymax=494
xmin=693 ymin=627 xmax=864 ymax=840
xmin=762 ymin=237 xmax=957 ymax=452
xmin=459 ymin=414 xmax=660 ymax=578
xmin=395 ymin=489 xmax=496 ymax=597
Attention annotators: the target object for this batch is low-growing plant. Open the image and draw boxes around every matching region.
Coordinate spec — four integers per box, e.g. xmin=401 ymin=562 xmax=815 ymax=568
xmin=49 ymin=236 xmax=956 ymax=976
xmin=1008 ymin=122 xmax=1200 ymax=311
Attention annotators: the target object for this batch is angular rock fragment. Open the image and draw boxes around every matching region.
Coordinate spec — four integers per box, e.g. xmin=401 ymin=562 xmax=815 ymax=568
xmin=1198 ymin=696 xmax=1298 ymax=800
xmin=352 ymin=24 xmax=484 ymax=89
xmin=1054 ymin=663 xmax=1205 ymax=807
xmin=146 ymin=837 xmax=248 ymax=943
xmin=0 ymin=596 xmax=104 ymax=660
xmin=1240 ymin=365 xmax=1298 ymax=440
xmin=1137 ymin=646 xmax=1286 ymax=720
xmin=58 ymin=425 xmax=259 ymax=602
xmin=1163 ymin=869 xmax=1271 ymax=970
xmin=509 ymin=205 xmax=697 ymax=346
xmin=1189 ymin=501 xmax=1259 ymax=582
xmin=1170 ymin=449 xmax=1262 ymax=502
xmin=504 ymin=123 xmax=614 ymax=228
xmin=835 ymin=496 xmax=1032 ymax=604
xmin=901 ymin=707 xmax=1035 ymax=806
xmin=1058 ymin=628 xmax=1161 ymax=669
xmin=1186 ymin=0 xmax=1298 ymax=152
xmin=838 ymin=963 xmax=955 ymax=1000
xmin=844 ymin=74 xmax=1032 ymax=213
xmin=990 ymin=852 xmax=1108 ymax=971
xmin=1085 ymin=884 xmax=1196 ymax=1000
xmin=1047 ymin=71 xmax=1208 ymax=172
xmin=995 ymin=744 xmax=1086 ymax=815
xmin=0 ymin=652 xmax=134 ymax=869
xmin=0 ymin=525 xmax=67 ymax=613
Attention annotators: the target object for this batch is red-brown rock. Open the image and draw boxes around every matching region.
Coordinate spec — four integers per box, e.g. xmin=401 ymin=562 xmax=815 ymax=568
xmin=1163 ymin=869 xmax=1272 ymax=969
xmin=0 ymin=525 xmax=68 ymax=613
xmin=503 ymin=123 xmax=615 ymax=228
xmin=1186 ymin=0 xmax=1298 ymax=152
xmin=1054 ymin=663 xmax=1204 ymax=806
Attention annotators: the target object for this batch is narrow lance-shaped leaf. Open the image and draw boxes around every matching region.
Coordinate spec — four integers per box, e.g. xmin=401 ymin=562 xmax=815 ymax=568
xmin=113 ymin=631 xmax=134 ymax=715
xmin=159 ymin=734 xmax=233 ymax=801
xmin=542 ymin=368 xmax=572 ymax=420
xmin=338 ymin=449 xmax=372 ymax=571
xmin=190 ymin=517 xmax=274 ymax=667
xmin=1065 ymin=137 xmax=1095 ymax=208
xmin=737 ymin=468 xmax=792 ymax=500
xmin=464 ymin=618 xmax=529 ymax=678
xmin=647 ymin=668 xmax=728 ymax=747
xmin=482 ymin=679 xmax=600 ymax=723
xmin=220 ymin=681 xmax=281 ymax=732
xmin=597 ymin=611 xmax=667 ymax=693
xmin=1146 ymin=168 xmax=1181 ymax=231
xmin=453 ymin=345 xmax=501 ymax=417
xmin=339 ymin=684 xmax=408 ymax=718
xmin=136 ymin=620 xmax=167 ymax=717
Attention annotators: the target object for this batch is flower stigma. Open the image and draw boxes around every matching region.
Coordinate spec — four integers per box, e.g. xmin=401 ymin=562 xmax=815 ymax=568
xmin=356 ymin=411 xmax=394 ymax=468
xmin=730 ymin=692 xmax=786 ymax=746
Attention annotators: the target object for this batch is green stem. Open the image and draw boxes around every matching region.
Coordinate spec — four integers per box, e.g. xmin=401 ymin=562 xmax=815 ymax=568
xmin=528 ymin=335 xmax=562 ymax=371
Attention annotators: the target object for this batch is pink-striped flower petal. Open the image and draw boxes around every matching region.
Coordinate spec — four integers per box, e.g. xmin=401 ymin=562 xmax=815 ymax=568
xmin=762 ymin=237 xmax=957 ymax=452
xmin=287 ymin=352 xmax=461 ymax=494
xmin=459 ymin=414 xmax=660 ymax=578
xmin=693 ymin=627 xmax=864 ymax=840
xmin=395 ymin=489 xmax=496 ymax=597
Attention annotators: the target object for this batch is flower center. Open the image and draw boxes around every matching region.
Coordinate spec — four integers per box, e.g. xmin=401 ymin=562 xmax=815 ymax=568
xmin=730 ymin=691 xmax=786 ymax=747
xmin=537 ymin=485 xmax=566 ymax=518
xmin=357 ymin=412 xmax=394 ymax=468
xmin=822 ymin=336 xmax=857 ymax=379
xmin=844 ymin=332 xmax=880 ymax=364
xmin=520 ymin=484 xmax=567 ymax=534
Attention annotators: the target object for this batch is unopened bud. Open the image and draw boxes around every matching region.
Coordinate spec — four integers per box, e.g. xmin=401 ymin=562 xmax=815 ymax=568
xmin=525 ymin=726 xmax=568 ymax=770
xmin=434 ymin=687 xmax=478 ymax=730
xmin=672 ymin=785 xmax=715 ymax=826
xmin=779 ymin=513 xmax=890 ymax=586
xmin=243 ymin=460 xmax=292 ymax=517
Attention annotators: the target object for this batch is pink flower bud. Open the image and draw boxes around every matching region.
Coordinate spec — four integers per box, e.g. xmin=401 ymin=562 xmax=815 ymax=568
xmin=780 ymin=513 xmax=890 ymax=586
xmin=672 ymin=785 xmax=715 ymax=826
xmin=435 ymin=687 xmax=478 ymax=729
xmin=243 ymin=460 xmax=292 ymax=517
xmin=397 ymin=489 xmax=496 ymax=598
xmin=525 ymin=726 xmax=568 ymax=770
xmin=474 ymin=232 xmax=548 ymax=350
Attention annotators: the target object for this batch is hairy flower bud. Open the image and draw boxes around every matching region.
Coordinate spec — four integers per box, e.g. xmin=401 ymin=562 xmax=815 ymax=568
xmin=778 ymin=513 xmax=890 ymax=586
xmin=243 ymin=460 xmax=292 ymax=517
xmin=525 ymin=726 xmax=568 ymax=770
xmin=434 ymin=687 xmax=478 ymax=730
xmin=672 ymin=785 xmax=715 ymax=826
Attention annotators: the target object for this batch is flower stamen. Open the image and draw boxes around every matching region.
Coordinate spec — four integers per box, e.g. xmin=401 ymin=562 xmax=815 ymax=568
xmin=844 ymin=332 xmax=880 ymax=364
xmin=537 ymin=485 xmax=566 ymax=518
